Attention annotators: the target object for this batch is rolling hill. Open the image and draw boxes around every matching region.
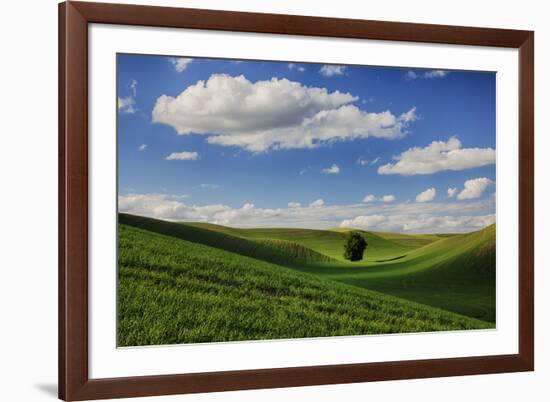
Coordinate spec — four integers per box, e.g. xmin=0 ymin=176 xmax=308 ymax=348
xmin=315 ymin=224 xmax=496 ymax=322
xmin=118 ymin=221 xmax=492 ymax=346
xmin=119 ymin=213 xmax=336 ymax=266
xmin=119 ymin=214 xmax=496 ymax=322
xmin=184 ymin=221 xmax=429 ymax=262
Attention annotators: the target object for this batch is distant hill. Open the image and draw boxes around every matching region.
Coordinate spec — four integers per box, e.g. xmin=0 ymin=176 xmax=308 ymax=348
xmin=184 ymin=221 xmax=431 ymax=262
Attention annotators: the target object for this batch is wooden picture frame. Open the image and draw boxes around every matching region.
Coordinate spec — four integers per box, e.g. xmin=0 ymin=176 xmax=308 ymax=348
xmin=59 ymin=1 xmax=534 ymax=400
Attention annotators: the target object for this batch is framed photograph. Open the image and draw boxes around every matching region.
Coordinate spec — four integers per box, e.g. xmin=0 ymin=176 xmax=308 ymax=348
xmin=59 ymin=1 xmax=534 ymax=400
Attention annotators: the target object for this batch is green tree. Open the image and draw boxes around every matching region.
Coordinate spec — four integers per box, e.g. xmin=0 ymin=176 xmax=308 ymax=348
xmin=343 ymin=231 xmax=368 ymax=261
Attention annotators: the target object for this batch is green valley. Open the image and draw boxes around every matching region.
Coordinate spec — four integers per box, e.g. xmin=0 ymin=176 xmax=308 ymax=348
xmin=118 ymin=213 xmax=496 ymax=346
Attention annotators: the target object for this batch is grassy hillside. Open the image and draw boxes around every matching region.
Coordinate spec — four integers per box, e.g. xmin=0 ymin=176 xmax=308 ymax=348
xmin=118 ymin=223 xmax=492 ymax=346
xmin=120 ymin=214 xmax=496 ymax=323
xmin=370 ymin=231 xmax=450 ymax=249
xmin=119 ymin=213 xmax=336 ymax=265
xmin=308 ymin=225 xmax=496 ymax=322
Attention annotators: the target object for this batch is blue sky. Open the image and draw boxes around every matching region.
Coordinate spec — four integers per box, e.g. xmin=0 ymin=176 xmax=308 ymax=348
xmin=117 ymin=54 xmax=496 ymax=233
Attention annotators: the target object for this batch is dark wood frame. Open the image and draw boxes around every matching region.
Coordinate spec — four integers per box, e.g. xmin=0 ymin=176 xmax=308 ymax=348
xmin=59 ymin=1 xmax=534 ymax=400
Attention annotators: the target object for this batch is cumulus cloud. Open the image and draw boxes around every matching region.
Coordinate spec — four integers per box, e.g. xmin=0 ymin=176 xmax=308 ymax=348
xmin=168 ymin=57 xmax=193 ymax=72
xmin=153 ymin=74 xmax=416 ymax=153
xmin=118 ymin=96 xmax=136 ymax=114
xmin=321 ymin=164 xmax=340 ymax=174
xmin=119 ymin=193 xmax=495 ymax=233
xmin=341 ymin=215 xmax=386 ymax=229
xmin=165 ymin=151 xmax=199 ymax=161
xmin=138 ymin=144 xmax=147 ymax=151
xmin=381 ymin=195 xmax=396 ymax=203
xmin=362 ymin=194 xmax=377 ymax=203
xmin=406 ymin=70 xmax=449 ymax=80
xmin=340 ymin=213 xmax=494 ymax=233
xmin=447 ymin=187 xmax=457 ymax=198
xmin=416 ymin=188 xmax=436 ymax=203
xmin=119 ymin=194 xmax=229 ymax=222
xmin=319 ymin=65 xmax=346 ymax=76
xmin=457 ymin=177 xmax=493 ymax=200
xmin=378 ymin=137 xmax=495 ymax=175
xmin=309 ymin=199 xmax=325 ymax=207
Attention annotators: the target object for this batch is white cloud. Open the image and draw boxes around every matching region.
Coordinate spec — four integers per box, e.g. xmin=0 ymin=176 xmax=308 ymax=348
xmin=321 ymin=164 xmax=340 ymax=174
xmin=457 ymin=177 xmax=493 ymax=200
xmin=309 ymin=199 xmax=325 ymax=207
xmin=319 ymin=65 xmax=346 ymax=76
xmin=118 ymin=80 xmax=138 ymax=114
xmin=119 ymin=193 xmax=495 ymax=233
xmin=362 ymin=194 xmax=377 ymax=203
xmin=138 ymin=144 xmax=147 ymax=151
xmin=406 ymin=70 xmax=449 ymax=79
xmin=165 ymin=151 xmax=199 ymax=161
xmin=398 ymin=107 xmax=418 ymax=122
xmin=288 ymin=201 xmax=301 ymax=208
xmin=447 ymin=187 xmax=457 ymax=198
xmin=362 ymin=194 xmax=395 ymax=203
xmin=416 ymin=188 xmax=436 ymax=203
xmin=119 ymin=193 xmax=229 ymax=222
xmin=378 ymin=137 xmax=495 ymax=175
xmin=340 ymin=213 xmax=494 ymax=233
xmin=288 ymin=63 xmax=306 ymax=72
xmin=118 ymin=96 xmax=136 ymax=114
xmin=341 ymin=215 xmax=386 ymax=229
xmin=153 ymin=74 xmax=416 ymax=153
xmin=168 ymin=57 xmax=193 ymax=72
xmin=424 ymin=70 xmax=449 ymax=78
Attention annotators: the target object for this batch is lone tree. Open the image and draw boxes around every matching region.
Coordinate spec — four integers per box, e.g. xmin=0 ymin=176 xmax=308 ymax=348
xmin=343 ymin=231 xmax=368 ymax=261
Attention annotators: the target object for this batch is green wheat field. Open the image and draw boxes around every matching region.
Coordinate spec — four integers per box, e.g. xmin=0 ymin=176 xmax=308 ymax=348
xmin=117 ymin=213 xmax=496 ymax=347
